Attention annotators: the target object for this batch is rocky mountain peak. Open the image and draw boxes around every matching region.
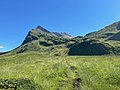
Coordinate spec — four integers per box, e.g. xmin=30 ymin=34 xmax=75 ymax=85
xmin=36 ymin=25 xmax=51 ymax=33
xmin=61 ymin=32 xmax=73 ymax=38
xmin=53 ymin=32 xmax=73 ymax=39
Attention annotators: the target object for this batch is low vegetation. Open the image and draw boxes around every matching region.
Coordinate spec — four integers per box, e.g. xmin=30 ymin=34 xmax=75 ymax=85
xmin=0 ymin=52 xmax=120 ymax=90
xmin=1 ymin=21 xmax=120 ymax=90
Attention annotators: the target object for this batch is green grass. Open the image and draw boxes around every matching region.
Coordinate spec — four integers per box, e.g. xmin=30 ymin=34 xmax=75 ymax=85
xmin=0 ymin=52 xmax=120 ymax=90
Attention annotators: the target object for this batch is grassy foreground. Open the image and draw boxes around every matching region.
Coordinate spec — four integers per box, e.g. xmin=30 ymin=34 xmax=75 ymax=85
xmin=0 ymin=52 xmax=120 ymax=90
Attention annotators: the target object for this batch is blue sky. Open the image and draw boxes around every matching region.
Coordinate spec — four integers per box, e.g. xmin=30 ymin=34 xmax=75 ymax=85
xmin=0 ymin=0 xmax=120 ymax=52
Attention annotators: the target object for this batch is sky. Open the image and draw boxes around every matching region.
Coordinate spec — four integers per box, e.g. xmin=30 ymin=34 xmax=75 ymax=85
xmin=0 ymin=0 xmax=120 ymax=52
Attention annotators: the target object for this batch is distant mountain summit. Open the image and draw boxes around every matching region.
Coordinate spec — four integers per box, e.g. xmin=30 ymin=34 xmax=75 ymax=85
xmin=61 ymin=32 xmax=73 ymax=39
xmin=36 ymin=25 xmax=51 ymax=34
xmin=85 ymin=21 xmax=120 ymax=39
xmin=9 ymin=25 xmax=73 ymax=55
xmin=36 ymin=25 xmax=73 ymax=38
xmin=53 ymin=32 xmax=73 ymax=39
xmin=3 ymin=21 xmax=120 ymax=55
xmin=22 ymin=26 xmax=73 ymax=45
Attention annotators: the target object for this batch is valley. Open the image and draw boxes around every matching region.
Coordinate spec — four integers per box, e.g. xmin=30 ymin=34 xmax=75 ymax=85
xmin=1 ymin=21 xmax=120 ymax=90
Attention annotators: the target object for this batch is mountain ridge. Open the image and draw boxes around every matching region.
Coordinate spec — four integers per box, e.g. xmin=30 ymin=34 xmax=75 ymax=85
xmin=2 ymin=20 xmax=120 ymax=55
xmin=85 ymin=21 xmax=120 ymax=39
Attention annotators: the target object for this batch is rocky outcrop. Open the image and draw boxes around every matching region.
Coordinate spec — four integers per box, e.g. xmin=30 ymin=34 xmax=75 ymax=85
xmin=22 ymin=31 xmax=39 ymax=45
xmin=53 ymin=32 xmax=73 ymax=39
xmin=117 ymin=22 xmax=120 ymax=30
xmin=109 ymin=32 xmax=120 ymax=41
xmin=36 ymin=25 xmax=51 ymax=33
xmin=73 ymin=78 xmax=81 ymax=90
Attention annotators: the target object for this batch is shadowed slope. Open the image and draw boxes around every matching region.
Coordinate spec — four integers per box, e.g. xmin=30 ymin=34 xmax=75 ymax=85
xmin=68 ymin=40 xmax=115 ymax=55
xmin=109 ymin=32 xmax=120 ymax=41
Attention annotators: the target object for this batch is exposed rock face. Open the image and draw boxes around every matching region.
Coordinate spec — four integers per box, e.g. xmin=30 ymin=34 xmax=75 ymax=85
xmin=36 ymin=25 xmax=51 ymax=33
xmin=36 ymin=26 xmax=73 ymax=39
xmin=61 ymin=32 xmax=73 ymax=39
xmin=73 ymin=78 xmax=81 ymax=90
xmin=22 ymin=26 xmax=73 ymax=45
xmin=109 ymin=32 xmax=120 ymax=41
xmin=22 ymin=31 xmax=39 ymax=45
xmin=117 ymin=22 xmax=120 ymax=30
xmin=4 ymin=22 xmax=120 ymax=55
xmin=53 ymin=32 xmax=73 ymax=39
xmin=53 ymin=32 xmax=63 ymax=37
xmin=10 ymin=25 xmax=72 ymax=54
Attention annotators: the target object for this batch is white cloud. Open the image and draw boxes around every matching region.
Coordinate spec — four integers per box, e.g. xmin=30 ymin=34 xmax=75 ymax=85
xmin=0 ymin=45 xmax=4 ymax=49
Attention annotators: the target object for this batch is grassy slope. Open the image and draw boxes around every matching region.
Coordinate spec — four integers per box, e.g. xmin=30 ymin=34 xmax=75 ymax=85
xmin=85 ymin=21 xmax=120 ymax=39
xmin=0 ymin=52 xmax=120 ymax=90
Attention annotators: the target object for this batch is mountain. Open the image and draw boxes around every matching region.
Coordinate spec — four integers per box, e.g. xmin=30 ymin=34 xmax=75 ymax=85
xmin=85 ymin=21 xmax=120 ymax=39
xmin=68 ymin=21 xmax=120 ymax=55
xmin=3 ymin=21 xmax=120 ymax=55
xmin=53 ymin=32 xmax=73 ymax=39
xmin=68 ymin=39 xmax=115 ymax=55
xmin=1 ymin=23 xmax=120 ymax=90
xmin=1 ymin=24 xmax=120 ymax=90
xmin=109 ymin=32 xmax=120 ymax=41
xmin=8 ymin=26 xmax=72 ymax=55
xmin=22 ymin=26 xmax=73 ymax=45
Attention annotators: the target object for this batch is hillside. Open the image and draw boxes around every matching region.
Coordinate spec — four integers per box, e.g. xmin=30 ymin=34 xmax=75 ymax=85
xmin=9 ymin=26 xmax=73 ymax=55
xmin=109 ymin=32 xmax=120 ymax=41
xmin=68 ymin=21 xmax=120 ymax=55
xmin=1 ymin=21 xmax=120 ymax=90
xmin=4 ymin=21 xmax=120 ymax=55
xmin=68 ymin=39 xmax=115 ymax=55
xmin=0 ymin=52 xmax=120 ymax=90
xmin=85 ymin=21 xmax=120 ymax=39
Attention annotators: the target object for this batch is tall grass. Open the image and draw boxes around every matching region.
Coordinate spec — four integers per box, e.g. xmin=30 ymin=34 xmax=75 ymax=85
xmin=0 ymin=52 xmax=120 ymax=90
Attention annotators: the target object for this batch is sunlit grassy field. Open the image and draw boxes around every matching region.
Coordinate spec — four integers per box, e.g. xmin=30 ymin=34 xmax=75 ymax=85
xmin=0 ymin=52 xmax=120 ymax=90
